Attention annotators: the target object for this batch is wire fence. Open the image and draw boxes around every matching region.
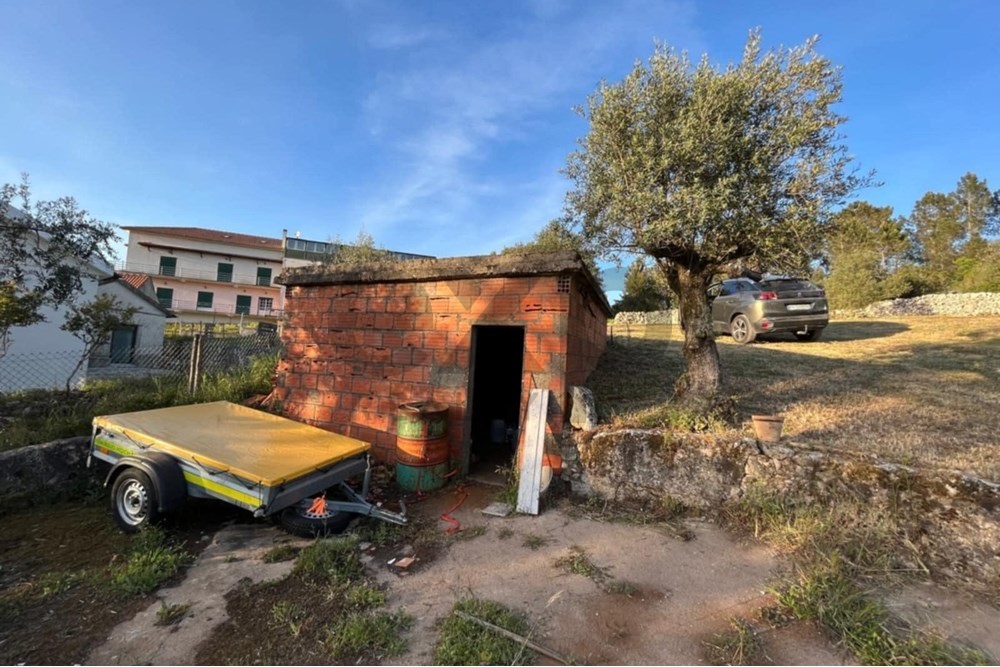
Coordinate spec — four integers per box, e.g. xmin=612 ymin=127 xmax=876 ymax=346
xmin=0 ymin=333 xmax=282 ymax=394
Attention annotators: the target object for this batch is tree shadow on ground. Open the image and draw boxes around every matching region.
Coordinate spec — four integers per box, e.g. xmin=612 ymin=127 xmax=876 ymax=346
xmin=592 ymin=323 xmax=1000 ymax=479
xmin=755 ymin=320 xmax=909 ymax=344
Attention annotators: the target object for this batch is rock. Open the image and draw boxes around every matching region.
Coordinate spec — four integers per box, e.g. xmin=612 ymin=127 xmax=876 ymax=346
xmin=569 ymin=386 xmax=598 ymax=431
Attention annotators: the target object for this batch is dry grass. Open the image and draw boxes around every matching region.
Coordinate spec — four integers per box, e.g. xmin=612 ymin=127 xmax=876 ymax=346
xmin=597 ymin=316 xmax=1000 ymax=481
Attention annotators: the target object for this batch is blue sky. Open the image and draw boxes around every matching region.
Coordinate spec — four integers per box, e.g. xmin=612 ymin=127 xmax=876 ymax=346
xmin=2 ymin=1 xmax=998 ymax=294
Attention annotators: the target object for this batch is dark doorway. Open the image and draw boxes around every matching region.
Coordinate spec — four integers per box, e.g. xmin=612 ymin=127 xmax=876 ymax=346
xmin=467 ymin=325 xmax=525 ymax=477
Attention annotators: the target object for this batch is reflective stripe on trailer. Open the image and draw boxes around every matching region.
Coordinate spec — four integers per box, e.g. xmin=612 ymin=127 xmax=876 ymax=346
xmin=181 ymin=470 xmax=262 ymax=509
xmin=94 ymin=436 xmax=135 ymax=458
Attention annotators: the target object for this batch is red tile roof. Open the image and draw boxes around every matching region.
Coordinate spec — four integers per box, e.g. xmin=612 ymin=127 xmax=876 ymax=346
xmin=121 ymin=226 xmax=282 ymax=250
xmin=117 ymin=271 xmax=150 ymax=291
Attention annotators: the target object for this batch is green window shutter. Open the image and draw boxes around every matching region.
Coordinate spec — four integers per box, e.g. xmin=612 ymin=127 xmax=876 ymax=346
xmin=159 ymin=256 xmax=177 ymax=277
xmin=197 ymin=291 xmax=214 ymax=309
xmin=235 ymin=295 xmax=251 ymax=315
xmin=155 ymin=287 xmax=173 ymax=308
xmin=217 ymin=263 xmax=234 ymax=283
xmin=256 ymin=267 xmax=272 ymax=286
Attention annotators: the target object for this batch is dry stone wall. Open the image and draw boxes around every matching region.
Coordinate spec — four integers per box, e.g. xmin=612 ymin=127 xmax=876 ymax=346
xmin=570 ymin=429 xmax=1000 ymax=594
xmin=0 ymin=436 xmax=93 ymax=509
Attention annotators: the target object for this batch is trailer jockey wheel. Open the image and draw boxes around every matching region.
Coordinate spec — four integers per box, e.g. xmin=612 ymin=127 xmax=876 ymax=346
xmin=279 ymin=496 xmax=353 ymax=537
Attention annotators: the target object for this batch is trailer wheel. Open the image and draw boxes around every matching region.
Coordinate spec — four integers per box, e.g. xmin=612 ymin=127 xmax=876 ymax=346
xmin=279 ymin=498 xmax=353 ymax=538
xmin=111 ymin=469 xmax=159 ymax=533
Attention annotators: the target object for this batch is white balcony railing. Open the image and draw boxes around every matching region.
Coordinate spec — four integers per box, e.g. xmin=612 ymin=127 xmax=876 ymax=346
xmin=117 ymin=261 xmax=276 ymax=287
xmin=157 ymin=298 xmax=283 ymax=318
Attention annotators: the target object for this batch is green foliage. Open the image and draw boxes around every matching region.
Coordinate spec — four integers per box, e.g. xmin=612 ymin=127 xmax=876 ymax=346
xmin=322 ymin=228 xmax=393 ymax=265
xmin=0 ymin=353 xmax=278 ymax=452
xmin=323 ymin=610 xmax=413 ymax=661
xmin=0 ymin=176 xmax=118 ymax=357
xmin=110 ymin=527 xmax=191 ymax=597
xmin=155 ymin=602 xmax=191 ymax=626
xmin=778 ymin=563 xmax=988 ymax=665
xmin=565 ymin=30 xmax=868 ymax=403
xmin=61 ymin=293 xmax=138 ymax=391
xmin=262 ymin=544 xmax=299 ymax=563
xmin=434 ymin=598 xmax=532 ymax=666
xmin=821 ymin=202 xmax=913 ymax=309
xmin=554 ymin=546 xmax=610 ymax=583
xmin=727 ymin=485 xmax=990 ymax=665
xmin=502 ymin=217 xmax=603 ymax=284
xmin=613 ymin=258 xmax=671 ymax=313
xmin=703 ymin=618 xmax=762 ymax=666
xmin=293 ymin=537 xmax=364 ymax=584
xmin=342 ymin=581 xmax=387 ymax=611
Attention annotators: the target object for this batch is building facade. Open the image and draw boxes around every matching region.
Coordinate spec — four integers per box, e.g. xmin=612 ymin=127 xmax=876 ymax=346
xmin=119 ymin=227 xmax=284 ymax=332
xmin=274 ymin=251 xmax=611 ymax=477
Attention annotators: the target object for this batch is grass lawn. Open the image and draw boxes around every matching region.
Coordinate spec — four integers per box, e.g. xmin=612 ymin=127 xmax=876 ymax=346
xmin=596 ymin=316 xmax=1000 ymax=481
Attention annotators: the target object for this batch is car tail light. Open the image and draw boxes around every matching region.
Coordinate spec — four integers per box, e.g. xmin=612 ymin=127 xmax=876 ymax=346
xmin=760 ymin=319 xmax=773 ymax=329
xmin=757 ymin=291 xmax=778 ymax=300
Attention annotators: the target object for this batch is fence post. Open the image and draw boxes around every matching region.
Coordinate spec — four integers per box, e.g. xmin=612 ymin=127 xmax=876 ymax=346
xmin=188 ymin=334 xmax=204 ymax=394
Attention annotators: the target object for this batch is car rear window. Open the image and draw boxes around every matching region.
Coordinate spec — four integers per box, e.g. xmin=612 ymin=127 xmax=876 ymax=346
xmin=760 ymin=279 xmax=817 ymax=291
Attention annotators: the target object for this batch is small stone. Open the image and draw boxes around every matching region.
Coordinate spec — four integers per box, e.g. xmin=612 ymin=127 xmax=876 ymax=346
xmin=399 ymin=544 xmax=415 ymax=556
xmin=358 ymin=542 xmax=372 ymax=551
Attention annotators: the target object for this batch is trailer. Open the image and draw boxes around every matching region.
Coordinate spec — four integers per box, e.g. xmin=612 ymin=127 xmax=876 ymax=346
xmin=88 ymin=401 xmax=406 ymax=535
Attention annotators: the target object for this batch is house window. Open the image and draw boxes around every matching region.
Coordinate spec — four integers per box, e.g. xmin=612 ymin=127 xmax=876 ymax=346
xmin=159 ymin=256 xmax=177 ymax=277
xmin=258 ymin=297 xmax=274 ymax=315
xmin=155 ymin=287 xmax=173 ymax=309
xmin=217 ymin=262 xmax=233 ymax=283
xmin=256 ymin=267 xmax=272 ymax=286
xmin=235 ymin=295 xmax=251 ymax=315
xmin=197 ymin=291 xmax=214 ymax=310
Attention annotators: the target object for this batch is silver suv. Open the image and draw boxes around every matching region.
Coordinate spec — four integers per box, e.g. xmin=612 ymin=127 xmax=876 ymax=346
xmin=707 ymin=277 xmax=828 ymax=344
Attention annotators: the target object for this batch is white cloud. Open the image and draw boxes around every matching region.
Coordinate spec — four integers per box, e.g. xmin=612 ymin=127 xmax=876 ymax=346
xmin=354 ymin=1 xmax=701 ymax=255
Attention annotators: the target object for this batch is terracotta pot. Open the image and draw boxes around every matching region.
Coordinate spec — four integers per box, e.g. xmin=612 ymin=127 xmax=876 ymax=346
xmin=751 ymin=415 xmax=785 ymax=443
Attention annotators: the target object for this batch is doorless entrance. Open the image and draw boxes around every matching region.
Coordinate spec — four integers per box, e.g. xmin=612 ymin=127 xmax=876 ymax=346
xmin=466 ymin=325 xmax=525 ymax=475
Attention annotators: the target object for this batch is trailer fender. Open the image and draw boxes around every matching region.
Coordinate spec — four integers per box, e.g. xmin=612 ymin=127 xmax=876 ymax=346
xmin=105 ymin=453 xmax=187 ymax=513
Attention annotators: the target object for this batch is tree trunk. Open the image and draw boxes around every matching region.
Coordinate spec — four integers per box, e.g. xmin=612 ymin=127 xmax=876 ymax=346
xmin=657 ymin=261 xmax=720 ymax=408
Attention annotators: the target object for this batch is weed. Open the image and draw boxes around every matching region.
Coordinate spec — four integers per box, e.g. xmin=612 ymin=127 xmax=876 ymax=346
xmin=497 ymin=527 xmax=514 ymax=540
xmin=110 ymin=528 xmax=191 ymax=597
xmin=703 ymin=618 xmax=763 ymax=666
xmin=341 ymin=582 xmax=387 ymax=610
xmin=522 ymin=534 xmax=549 ymax=550
xmin=555 ymin=546 xmax=610 ymax=584
xmin=324 ymin=610 xmax=412 ymax=662
xmin=223 ymin=555 xmax=240 ymax=563
xmin=434 ymin=598 xmax=531 ymax=666
xmin=155 ymin=602 xmax=191 ymax=626
xmin=777 ymin=562 xmax=989 ymax=665
xmin=351 ymin=518 xmax=410 ymax=548
xmin=496 ymin=464 xmax=519 ymax=508
xmin=262 ymin=544 xmax=298 ymax=563
xmin=293 ymin=537 xmax=363 ymax=584
xmin=456 ymin=525 xmax=488 ymax=540
xmin=606 ymin=580 xmax=638 ymax=597
xmin=36 ymin=570 xmax=90 ymax=597
xmin=271 ymin=601 xmax=306 ymax=637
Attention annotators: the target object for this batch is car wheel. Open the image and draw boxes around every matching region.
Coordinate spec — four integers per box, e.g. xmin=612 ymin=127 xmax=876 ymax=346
xmin=111 ymin=469 xmax=159 ymax=533
xmin=279 ymin=498 xmax=353 ymax=538
xmin=730 ymin=314 xmax=756 ymax=344
xmin=794 ymin=328 xmax=824 ymax=342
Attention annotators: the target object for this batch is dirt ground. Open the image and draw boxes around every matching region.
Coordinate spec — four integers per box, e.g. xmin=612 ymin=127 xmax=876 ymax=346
xmin=5 ymin=480 xmax=999 ymax=665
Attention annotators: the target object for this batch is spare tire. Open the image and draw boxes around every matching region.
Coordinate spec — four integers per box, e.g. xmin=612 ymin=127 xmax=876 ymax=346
xmin=278 ymin=497 xmax=353 ymax=537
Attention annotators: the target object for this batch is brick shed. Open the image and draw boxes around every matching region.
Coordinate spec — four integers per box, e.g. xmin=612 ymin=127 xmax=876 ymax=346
xmin=273 ymin=250 xmax=611 ymax=477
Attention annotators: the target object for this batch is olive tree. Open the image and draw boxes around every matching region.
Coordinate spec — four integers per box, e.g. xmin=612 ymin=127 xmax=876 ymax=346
xmin=565 ymin=31 xmax=869 ymax=405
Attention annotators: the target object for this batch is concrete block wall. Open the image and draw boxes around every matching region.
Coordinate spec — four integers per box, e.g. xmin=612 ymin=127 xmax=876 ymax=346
xmin=274 ymin=273 xmax=606 ymax=464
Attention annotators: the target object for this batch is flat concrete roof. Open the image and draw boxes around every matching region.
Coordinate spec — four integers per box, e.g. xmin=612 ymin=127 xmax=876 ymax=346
xmin=278 ymin=250 xmax=613 ymax=317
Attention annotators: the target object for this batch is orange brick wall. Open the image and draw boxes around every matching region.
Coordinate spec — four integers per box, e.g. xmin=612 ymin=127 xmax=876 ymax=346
xmin=566 ymin=275 xmax=608 ymax=387
xmin=274 ymin=274 xmax=607 ymax=465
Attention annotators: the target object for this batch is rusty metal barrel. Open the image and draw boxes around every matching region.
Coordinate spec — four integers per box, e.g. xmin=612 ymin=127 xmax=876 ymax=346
xmin=395 ymin=401 xmax=450 ymax=492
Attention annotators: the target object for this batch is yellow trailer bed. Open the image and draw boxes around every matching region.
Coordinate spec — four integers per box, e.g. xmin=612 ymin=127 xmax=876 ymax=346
xmin=89 ymin=401 xmax=406 ymax=534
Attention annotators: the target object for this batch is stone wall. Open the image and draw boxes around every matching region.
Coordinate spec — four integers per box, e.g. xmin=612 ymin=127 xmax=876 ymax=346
xmin=0 ymin=436 xmax=94 ymax=509
xmin=571 ymin=428 xmax=1000 ymax=592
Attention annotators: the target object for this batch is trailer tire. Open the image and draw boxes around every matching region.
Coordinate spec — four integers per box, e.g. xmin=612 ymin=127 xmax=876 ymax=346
xmin=279 ymin=498 xmax=353 ymax=538
xmin=111 ymin=469 xmax=159 ymax=533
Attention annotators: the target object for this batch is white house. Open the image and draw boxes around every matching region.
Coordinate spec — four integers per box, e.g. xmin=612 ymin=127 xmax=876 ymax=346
xmin=90 ymin=272 xmax=174 ymax=366
xmin=0 ymin=236 xmax=112 ymax=392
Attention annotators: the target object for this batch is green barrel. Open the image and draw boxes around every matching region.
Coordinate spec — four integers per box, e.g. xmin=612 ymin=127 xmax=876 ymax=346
xmin=395 ymin=401 xmax=450 ymax=492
